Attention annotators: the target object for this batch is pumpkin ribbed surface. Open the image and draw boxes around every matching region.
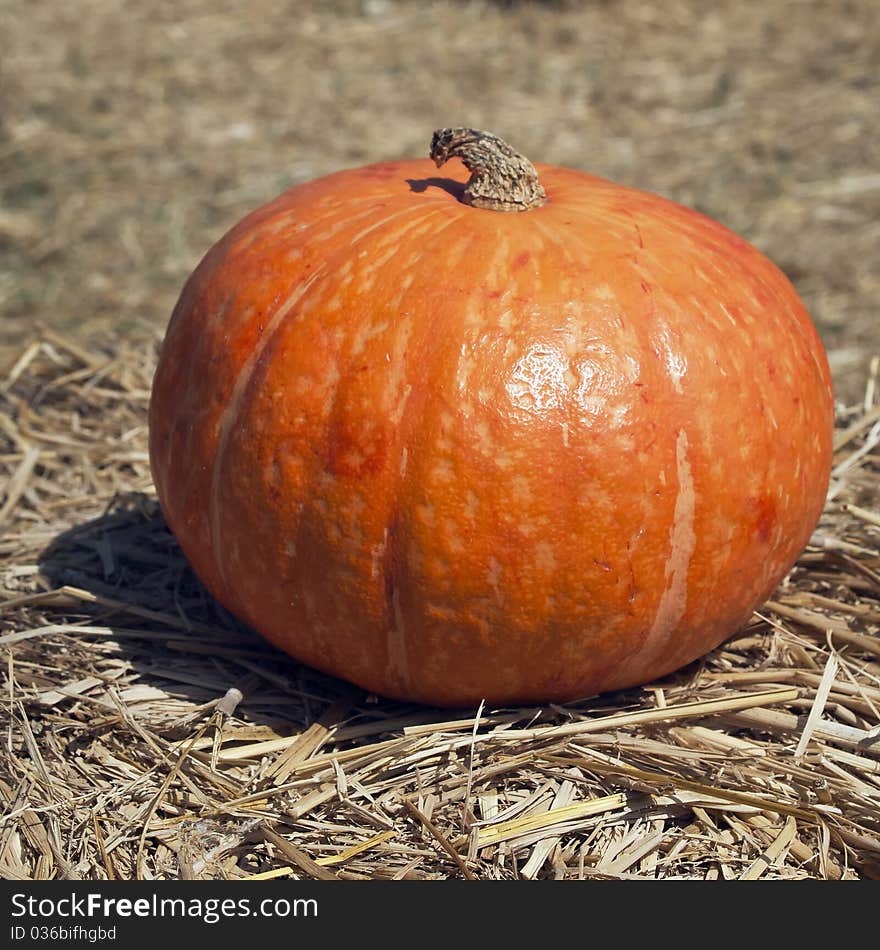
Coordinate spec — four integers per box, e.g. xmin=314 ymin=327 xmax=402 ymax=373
xmin=149 ymin=152 xmax=833 ymax=706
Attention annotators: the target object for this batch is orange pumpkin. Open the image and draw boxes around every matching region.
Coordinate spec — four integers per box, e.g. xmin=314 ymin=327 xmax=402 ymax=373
xmin=149 ymin=128 xmax=833 ymax=707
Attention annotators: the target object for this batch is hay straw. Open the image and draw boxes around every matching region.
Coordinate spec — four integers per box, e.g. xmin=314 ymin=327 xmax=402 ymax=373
xmin=1 ymin=332 xmax=879 ymax=879
xmin=794 ymin=654 xmax=840 ymax=759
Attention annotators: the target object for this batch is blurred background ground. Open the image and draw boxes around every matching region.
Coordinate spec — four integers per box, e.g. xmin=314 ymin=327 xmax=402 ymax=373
xmin=1 ymin=0 xmax=878 ymax=402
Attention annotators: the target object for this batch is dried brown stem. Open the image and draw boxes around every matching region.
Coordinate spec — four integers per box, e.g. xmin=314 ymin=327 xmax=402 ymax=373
xmin=430 ymin=127 xmax=547 ymax=212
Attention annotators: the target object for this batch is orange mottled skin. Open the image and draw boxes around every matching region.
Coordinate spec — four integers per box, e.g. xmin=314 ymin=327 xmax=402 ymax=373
xmin=149 ymin=157 xmax=833 ymax=706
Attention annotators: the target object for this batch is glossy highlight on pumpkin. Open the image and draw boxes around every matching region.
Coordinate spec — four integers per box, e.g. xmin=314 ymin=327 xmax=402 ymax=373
xmin=149 ymin=146 xmax=834 ymax=706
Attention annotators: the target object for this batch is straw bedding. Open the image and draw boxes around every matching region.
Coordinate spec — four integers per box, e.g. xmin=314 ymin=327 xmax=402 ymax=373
xmin=1 ymin=332 xmax=878 ymax=880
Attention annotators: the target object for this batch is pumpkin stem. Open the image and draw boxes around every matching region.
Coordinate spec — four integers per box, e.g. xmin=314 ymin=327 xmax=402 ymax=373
xmin=430 ymin=128 xmax=547 ymax=213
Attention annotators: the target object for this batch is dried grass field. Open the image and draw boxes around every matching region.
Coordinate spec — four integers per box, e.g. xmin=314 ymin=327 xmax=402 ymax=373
xmin=1 ymin=1 xmax=879 ymax=880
